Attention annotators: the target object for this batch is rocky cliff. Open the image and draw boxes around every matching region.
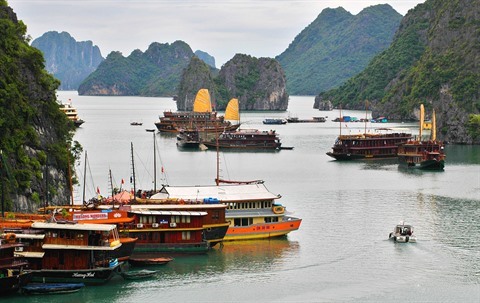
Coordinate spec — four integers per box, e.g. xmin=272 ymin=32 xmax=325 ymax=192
xmin=276 ymin=5 xmax=402 ymax=95
xmin=177 ymin=54 xmax=288 ymax=111
xmin=32 ymin=31 xmax=104 ymax=90
xmin=315 ymin=0 xmax=480 ymax=144
xmin=0 ymin=1 xmax=76 ymax=212
xmin=78 ymin=41 xmax=217 ymax=97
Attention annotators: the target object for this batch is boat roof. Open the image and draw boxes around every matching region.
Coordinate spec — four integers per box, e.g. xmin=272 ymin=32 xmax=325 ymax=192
xmin=153 ymin=183 xmax=280 ymax=202
xmin=31 ymin=222 xmax=117 ymax=231
xmin=124 ymin=204 xmax=226 ymax=210
xmin=15 ymin=233 xmax=45 ymax=239
xmin=129 ymin=210 xmax=207 ymax=216
xmin=15 ymin=251 xmax=45 ymax=258
xmin=42 ymin=243 xmax=121 ymax=251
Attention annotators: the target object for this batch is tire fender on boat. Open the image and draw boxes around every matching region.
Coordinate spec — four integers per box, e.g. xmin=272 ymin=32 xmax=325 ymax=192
xmin=272 ymin=206 xmax=285 ymax=214
xmin=393 ymin=236 xmax=397 ymax=242
xmin=406 ymin=236 xmax=409 ymax=242
xmin=4 ymin=233 xmax=16 ymax=243
xmin=389 ymin=232 xmax=393 ymax=239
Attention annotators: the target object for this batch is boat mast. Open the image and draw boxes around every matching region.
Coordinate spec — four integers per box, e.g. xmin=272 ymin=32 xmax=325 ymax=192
xmin=109 ymin=169 xmax=114 ymax=208
xmin=66 ymin=147 xmax=74 ymax=205
xmin=339 ymin=105 xmax=342 ymax=137
xmin=131 ymin=142 xmax=136 ymax=200
xmin=364 ymin=100 xmax=368 ymax=135
xmin=431 ymin=109 xmax=436 ymax=141
xmin=419 ymin=104 xmax=425 ymax=140
xmin=82 ymin=151 xmax=87 ymax=204
xmin=215 ymin=131 xmax=220 ymax=186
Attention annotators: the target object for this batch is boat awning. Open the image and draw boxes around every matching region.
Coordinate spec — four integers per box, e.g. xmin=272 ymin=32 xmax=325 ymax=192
xmin=15 ymin=251 xmax=45 ymax=258
xmin=32 ymin=222 xmax=117 ymax=231
xmin=152 ymin=183 xmax=280 ymax=202
xmin=15 ymin=233 xmax=45 ymax=239
xmin=129 ymin=210 xmax=207 ymax=216
xmin=42 ymin=243 xmax=122 ymax=251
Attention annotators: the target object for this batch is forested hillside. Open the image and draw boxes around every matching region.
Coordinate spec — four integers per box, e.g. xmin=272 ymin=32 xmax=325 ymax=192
xmin=277 ymin=4 xmax=402 ymax=95
xmin=0 ymin=1 xmax=77 ymax=212
xmin=315 ymin=0 xmax=480 ymax=144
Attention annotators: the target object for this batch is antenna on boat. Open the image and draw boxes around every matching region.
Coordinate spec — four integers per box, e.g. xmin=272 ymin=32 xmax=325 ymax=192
xmin=146 ymin=129 xmax=156 ymax=192
xmin=339 ymin=105 xmax=342 ymax=137
xmin=431 ymin=108 xmax=436 ymax=141
xmin=109 ymin=169 xmax=114 ymax=209
xmin=66 ymin=146 xmax=74 ymax=206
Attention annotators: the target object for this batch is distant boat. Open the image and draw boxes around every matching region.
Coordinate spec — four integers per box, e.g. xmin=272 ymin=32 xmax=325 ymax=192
xmin=59 ymin=99 xmax=84 ymax=127
xmin=130 ymin=122 xmax=143 ymax=126
xmin=202 ymin=129 xmax=283 ymax=150
xmin=176 ymin=128 xmax=201 ymax=148
xmin=388 ymin=221 xmax=417 ymax=243
xmin=262 ymin=118 xmax=287 ymax=125
xmin=154 ymin=89 xmax=239 ymax=133
xmin=21 ymin=283 xmax=85 ymax=295
xmin=327 ymin=103 xmax=411 ymax=160
xmin=286 ymin=116 xmax=326 ymax=123
xmin=397 ymin=105 xmax=445 ymax=170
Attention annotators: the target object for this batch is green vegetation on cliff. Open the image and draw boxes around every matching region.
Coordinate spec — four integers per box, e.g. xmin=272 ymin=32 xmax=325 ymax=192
xmin=316 ymin=0 xmax=480 ymax=143
xmin=178 ymin=54 xmax=288 ymax=111
xmin=79 ymin=41 xmax=196 ymax=96
xmin=276 ymin=4 xmax=402 ymax=95
xmin=0 ymin=1 xmax=75 ymax=211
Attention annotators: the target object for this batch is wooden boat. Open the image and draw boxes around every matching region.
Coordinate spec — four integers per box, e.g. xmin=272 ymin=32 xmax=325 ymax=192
xmin=21 ymin=222 xmax=123 ymax=285
xmin=202 ymin=129 xmax=283 ymax=150
xmin=262 ymin=118 xmax=286 ymax=125
xmin=326 ymin=129 xmax=412 ymax=160
xmin=397 ymin=105 xmax=445 ymax=170
xmin=388 ymin=222 xmax=417 ymax=243
xmin=176 ymin=128 xmax=201 ymax=148
xmin=128 ymin=257 xmax=173 ymax=266
xmin=121 ymin=269 xmax=156 ymax=280
xmin=130 ymin=122 xmax=143 ymax=126
xmin=119 ymin=209 xmax=210 ymax=254
xmin=59 ymin=99 xmax=84 ymax=127
xmin=286 ymin=116 xmax=326 ymax=123
xmin=0 ymin=234 xmax=32 ymax=295
xmin=155 ymin=89 xmax=240 ymax=133
xmin=21 ymin=282 xmax=85 ymax=295
xmin=148 ymin=181 xmax=302 ymax=241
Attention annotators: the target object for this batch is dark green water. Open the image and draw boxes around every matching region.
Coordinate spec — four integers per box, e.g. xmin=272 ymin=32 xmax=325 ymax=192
xmin=3 ymin=93 xmax=479 ymax=302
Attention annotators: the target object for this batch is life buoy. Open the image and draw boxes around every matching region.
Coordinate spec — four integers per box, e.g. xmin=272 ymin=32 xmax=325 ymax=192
xmin=5 ymin=233 xmax=16 ymax=243
xmin=272 ymin=206 xmax=285 ymax=214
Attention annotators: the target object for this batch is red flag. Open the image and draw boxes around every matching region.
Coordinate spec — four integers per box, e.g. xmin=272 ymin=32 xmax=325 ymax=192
xmin=96 ymin=187 xmax=100 ymax=194
xmin=121 ymin=178 xmax=125 ymax=184
xmin=161 ymin=166 xmax=164 ymax=173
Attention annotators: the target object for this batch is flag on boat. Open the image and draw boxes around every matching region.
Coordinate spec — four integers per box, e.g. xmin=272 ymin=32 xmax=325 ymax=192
xmin=96 ymin=187 xmax=100 ymax=194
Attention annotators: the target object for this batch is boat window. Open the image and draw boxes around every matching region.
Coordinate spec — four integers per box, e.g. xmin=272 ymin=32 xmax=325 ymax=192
xmin=182 ymin=231 xmax=191 ymax=240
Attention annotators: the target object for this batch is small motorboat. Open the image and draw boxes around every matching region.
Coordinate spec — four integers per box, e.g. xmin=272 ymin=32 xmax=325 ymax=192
xmin=121 ymin=269 xmax=156 ymax=280
xmin=388 ymin=222 xmax=417 ymax=243
xmin=128 ymin=257 xmax=173 ymax=266
xmin=21 ymin=283 xmax=85 ymax=295
xmin=130 ymin=122 xmax=143 ymax=126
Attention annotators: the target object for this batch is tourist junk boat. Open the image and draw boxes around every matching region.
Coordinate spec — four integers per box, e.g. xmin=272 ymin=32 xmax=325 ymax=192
xmin=327 ymin=104 xmax=412 ymax=160
xmin=20 ymin=221 xmax=123 ymax=285
xmin=397 ymin=105 xmax=445 ymax=170
xmin=59 ymin=99 xmax=84 ymax=127
xmin=326 ymin=128 xmax=412 ymax=160
xmin=202 ymin=129 xmax=283 ymax=150
xmin=388 ymin=221 xmax=417 ymax=243
xmin=201 ymin=99 xmax=287 ymax=150
xmin=155 ymin=89 xmax=240 ymax=133
xmin=148 ymin=180 xmax=302 ymax=241
xmin=0 ymin=234 xmax=32 ymax=295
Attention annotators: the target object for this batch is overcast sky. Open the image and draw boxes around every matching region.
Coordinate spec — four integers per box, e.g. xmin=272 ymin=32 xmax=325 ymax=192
xmin=11 ymin=0 xmax=425 ymax=67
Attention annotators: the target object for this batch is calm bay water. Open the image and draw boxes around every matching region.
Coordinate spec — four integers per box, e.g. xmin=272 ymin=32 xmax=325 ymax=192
xmin=5 ymin=92 xmax=480 ymax=302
